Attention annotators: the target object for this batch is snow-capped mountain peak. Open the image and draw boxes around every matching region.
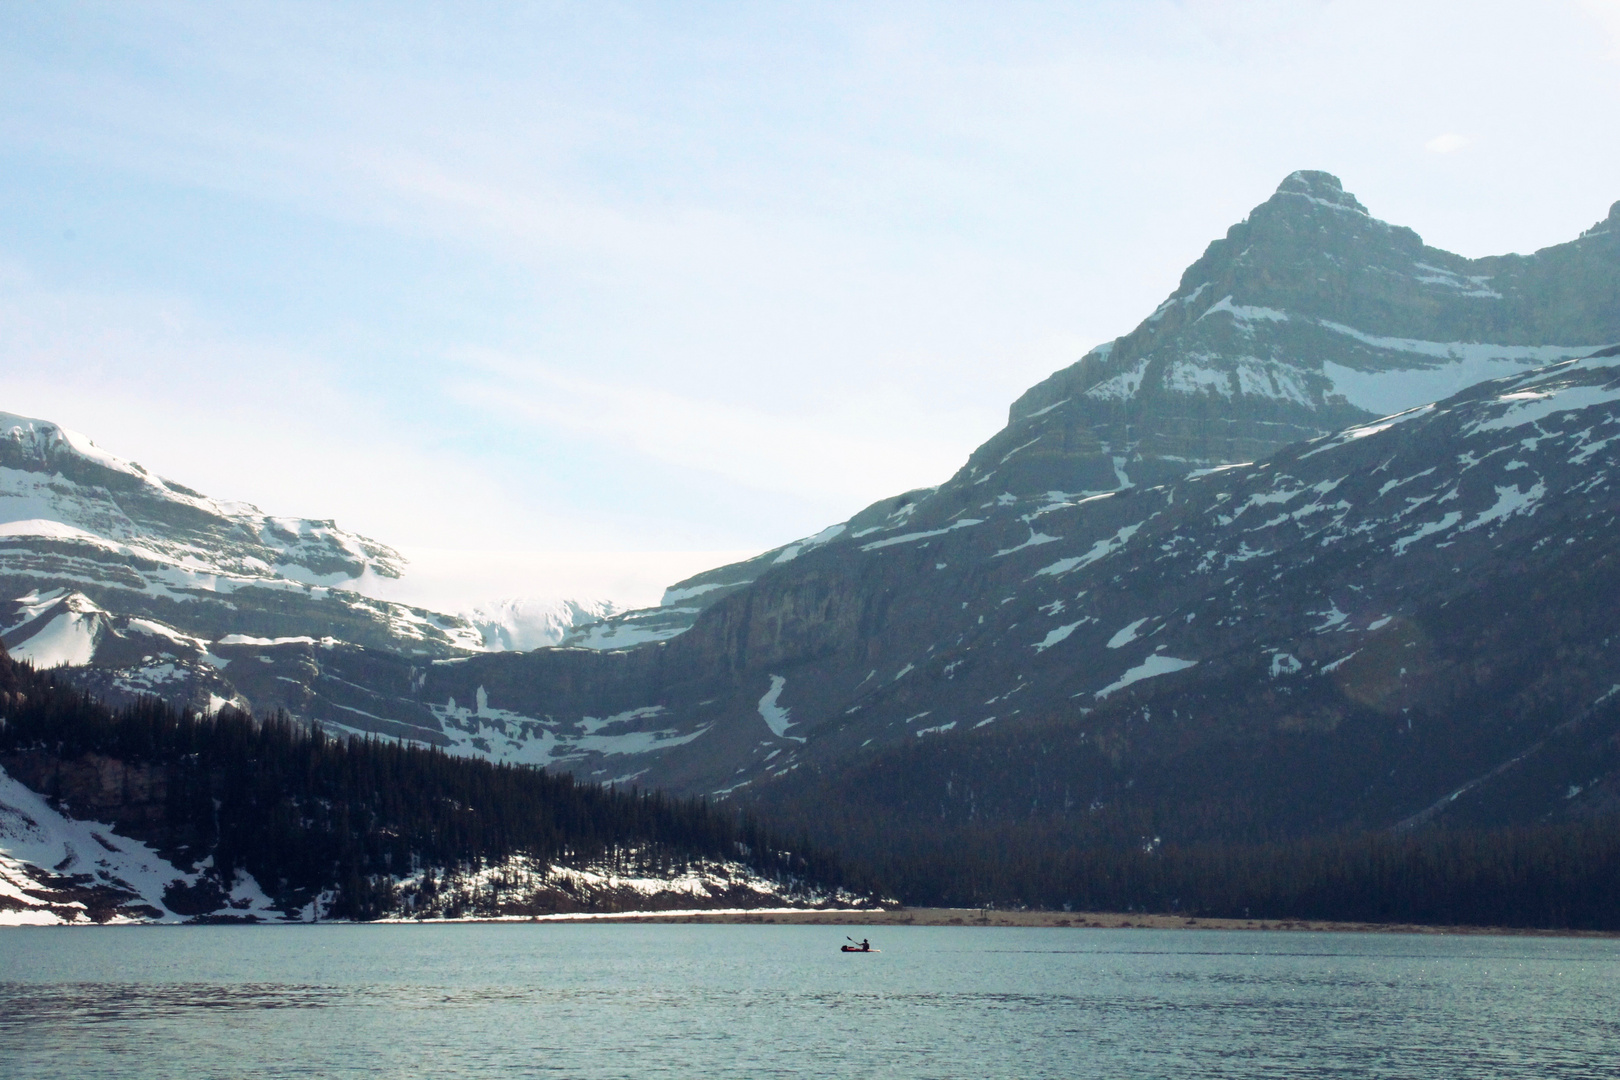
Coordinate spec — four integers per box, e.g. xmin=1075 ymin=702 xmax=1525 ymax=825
xmin=465 ymin=598 xmax=624 ymax=651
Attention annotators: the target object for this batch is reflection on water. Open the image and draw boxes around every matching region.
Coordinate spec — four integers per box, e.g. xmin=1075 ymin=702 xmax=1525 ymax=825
xmin=2 ymin=925 xmax=1617 ymax=1080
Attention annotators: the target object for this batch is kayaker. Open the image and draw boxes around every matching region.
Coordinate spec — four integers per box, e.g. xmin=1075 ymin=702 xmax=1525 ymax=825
xmin=860 ymin=938 xmax=870 ymax=951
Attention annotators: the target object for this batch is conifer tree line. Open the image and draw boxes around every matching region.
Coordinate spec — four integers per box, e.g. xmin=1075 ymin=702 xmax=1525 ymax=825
xmin=746 ymin=688 xmax=1620 ymax=929
xmin=770 ymin=818 xmax=1620 ymax=929
xmin=0 ymin=648 xmax=852 ymax=919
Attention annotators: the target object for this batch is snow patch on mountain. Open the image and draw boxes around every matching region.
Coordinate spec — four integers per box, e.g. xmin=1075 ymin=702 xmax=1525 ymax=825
xmin=1033 ymin=523 xmax=1143 ymax=578
xmin=560 ymin=608 xmax=696 ymax=650
xmin=1197 ymin=296 xmax=1291 ymax=325
xmin=1107 ymin=618 xmax=1151 ymax=649
xmin=1095 ymin=655 xmax=1199 ymax=699
xmin=860 ymin=519 xmax=984 ymax=552
xmin=2 ymin=590 xmax=110 ymax=668
xmin=1033 ymin=620 xmax=1088 ymax=653
xmin=771 ymin=523 xmax=848 ymax=565
xmin=1463 ymin=381 xmax=1620 ymax=435
xmin=419 ymin=692 xmax=714 ymax=769
xmin=1323 ymin=348 xmax=1592 ymax=417
xmin=1085 ymin=359 xmax=1151 ymax=401
xmin=758 ymin=675 xmax=804 ymax=742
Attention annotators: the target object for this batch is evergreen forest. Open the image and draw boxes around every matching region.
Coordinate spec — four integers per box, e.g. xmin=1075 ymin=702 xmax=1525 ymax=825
xmin=0 ymin=646 xmax=850 ymax=919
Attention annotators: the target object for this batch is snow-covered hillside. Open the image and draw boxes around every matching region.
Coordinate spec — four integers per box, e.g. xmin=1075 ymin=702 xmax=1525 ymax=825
xmin=0 ymin=410 xmax=480 ymax=648
xmin=0 ymin=764 xmax=282 ymax=924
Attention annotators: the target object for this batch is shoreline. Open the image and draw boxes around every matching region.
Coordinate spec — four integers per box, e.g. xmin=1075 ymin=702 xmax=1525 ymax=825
xmin=516 ymin=906 xmax=1620 ymax=937
xmin=8 ymin=906 xmax=1616 ymax=937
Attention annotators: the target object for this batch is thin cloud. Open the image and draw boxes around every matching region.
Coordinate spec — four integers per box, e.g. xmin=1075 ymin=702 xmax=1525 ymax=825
xmin=446 ymin=349 xmax=978 ymax=505
xmin=1578 ymin=0 xmax=1620 ymax=59
xmin=1425 ymin=132 xmax=1471 ymax=153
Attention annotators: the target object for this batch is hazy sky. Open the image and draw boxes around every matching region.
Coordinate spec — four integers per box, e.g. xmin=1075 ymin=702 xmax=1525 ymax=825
xmin=4 ymin=1 xmax=1619 ymax=604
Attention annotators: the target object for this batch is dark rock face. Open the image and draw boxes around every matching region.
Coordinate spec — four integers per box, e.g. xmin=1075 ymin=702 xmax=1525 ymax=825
xmin=0 ymin=750 xmax=205 ymax=859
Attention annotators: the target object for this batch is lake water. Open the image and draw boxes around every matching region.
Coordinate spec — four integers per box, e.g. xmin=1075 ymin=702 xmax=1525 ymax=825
xmin=2 ymin=924 xmax=1617 ymax=1078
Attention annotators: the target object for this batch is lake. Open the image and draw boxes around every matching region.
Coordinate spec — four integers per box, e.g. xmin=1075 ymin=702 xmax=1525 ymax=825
xmin=1 ymin=924 xmax=1617 ymax=1078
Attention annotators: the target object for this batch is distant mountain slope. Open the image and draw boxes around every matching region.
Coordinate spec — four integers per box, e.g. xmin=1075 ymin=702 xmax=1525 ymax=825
xmin=0 ymin=411 xmax=478 ymax=648
xmin=468 ymin=597 xmax=623 ymax=650
xmin=0 ymin=413 xmax=613 ymax=725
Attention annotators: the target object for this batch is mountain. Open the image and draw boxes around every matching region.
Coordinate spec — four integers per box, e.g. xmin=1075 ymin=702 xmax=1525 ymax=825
xmin=413 ymin=344 xmax=1620 ymax=804
xmin=757 ymin=347 xmax=1620 ymax=845
xmin=346 ymin=173 xmax=1620 ymax=798
xmin=9 ymin=169 xmax=1618 ymax=925
xmin=0 ymin=413 xmax=613 ymax=730
xmin=558 ymin=171 xmax=1617 ymax=648
xmin=1001 ymin=169 xmax=1617 ymax=492
xmin=9 ymin=172 xmax=1619 ymax=819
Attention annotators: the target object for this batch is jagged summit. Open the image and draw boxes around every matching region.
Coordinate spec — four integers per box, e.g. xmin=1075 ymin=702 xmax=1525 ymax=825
xmin=1272 ymin=169 xmax=1369 ymax=215
xmin=1582 ymin=201 xmax=1620 ymax=238
xmin=988 ymin=171 xmax=1618 ymax=498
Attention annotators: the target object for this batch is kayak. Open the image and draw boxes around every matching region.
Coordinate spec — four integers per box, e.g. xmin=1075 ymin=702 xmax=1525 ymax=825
xmin=840 ymin=945 xmax=879 ymax=952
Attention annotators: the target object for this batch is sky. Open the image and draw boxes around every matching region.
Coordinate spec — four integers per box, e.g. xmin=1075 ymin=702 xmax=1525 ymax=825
xmin=3 ymin=1 xmax=1619 ymax=608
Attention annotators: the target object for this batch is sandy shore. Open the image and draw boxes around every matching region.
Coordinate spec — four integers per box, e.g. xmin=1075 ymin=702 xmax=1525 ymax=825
xmin=535 ymin=906 xmax=1618 ymax=937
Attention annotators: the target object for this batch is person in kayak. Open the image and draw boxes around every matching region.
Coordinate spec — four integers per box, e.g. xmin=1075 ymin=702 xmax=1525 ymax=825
xmin=859 ymin=938 xmax=870 ymax=951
